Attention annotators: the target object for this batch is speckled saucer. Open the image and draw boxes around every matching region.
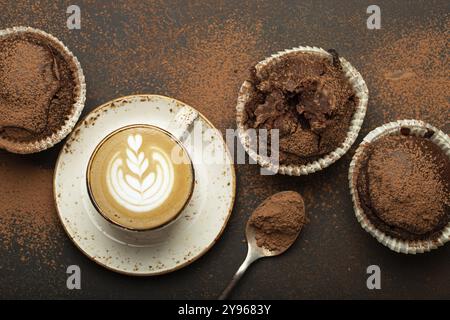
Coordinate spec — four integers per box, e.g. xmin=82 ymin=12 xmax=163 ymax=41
xmin=54 ymin=95 xmax=236 ymax=275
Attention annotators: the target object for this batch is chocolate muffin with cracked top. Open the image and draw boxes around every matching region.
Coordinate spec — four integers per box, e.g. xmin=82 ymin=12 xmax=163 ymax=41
xmin=243 ymin=50 xmax=357 ymax=166
xmin=0 ymin=31 xmax=79 ymax=142
xmin=355 ymin=132 xmax=450 ymax=241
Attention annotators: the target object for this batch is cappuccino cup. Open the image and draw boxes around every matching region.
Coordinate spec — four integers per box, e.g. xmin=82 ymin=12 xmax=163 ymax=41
xmin=86 ymin=108 xmax=197 ymax=231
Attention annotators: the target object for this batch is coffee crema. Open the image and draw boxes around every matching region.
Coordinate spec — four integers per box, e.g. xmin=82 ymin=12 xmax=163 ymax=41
xmin=87 ymin=125 xmax=194 ymax=230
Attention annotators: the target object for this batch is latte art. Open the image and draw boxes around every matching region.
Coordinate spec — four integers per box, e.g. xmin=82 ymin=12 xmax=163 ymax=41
xmin=107 ymin=134 xmax=174 ymax=213
xmin=87 ymin=125 xmax=194 ymax=230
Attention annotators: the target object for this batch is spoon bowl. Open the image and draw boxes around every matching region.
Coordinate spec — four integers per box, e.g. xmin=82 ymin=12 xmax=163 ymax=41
xmin=245 ymin=221 xmax=294 ymax=257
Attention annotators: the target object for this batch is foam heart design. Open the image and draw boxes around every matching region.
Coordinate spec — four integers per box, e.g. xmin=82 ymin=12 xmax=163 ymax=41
xmin=127 ymin=134 xmax=142 ymax=153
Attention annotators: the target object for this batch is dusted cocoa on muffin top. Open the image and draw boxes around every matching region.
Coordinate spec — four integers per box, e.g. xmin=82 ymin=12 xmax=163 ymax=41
xmin=243 ymin=51 xmax=357 ymax=166
xmin=0 ymin=32 xmax=78 ymax=142
xmin=356 ymin=133 xmax=450 ymax=241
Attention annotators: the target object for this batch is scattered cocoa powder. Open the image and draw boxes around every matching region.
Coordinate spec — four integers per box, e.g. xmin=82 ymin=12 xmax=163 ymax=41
xmin=356 ymin=134 xmax=450 ymax=240
xmin=362 ymin=20 xmax=449 ymax=130
xmin=162 ymin=18 xmax=263 ymax=133
xmin=0 ymin=32 xmax=78 ymax=142
xmin=0 ymin=151 xmax=64 ymax=268
xmin=249 ymin=191 xmax=308 ymax=252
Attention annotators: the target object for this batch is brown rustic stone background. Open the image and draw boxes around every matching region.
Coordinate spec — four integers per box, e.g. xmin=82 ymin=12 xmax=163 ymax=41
xmin=0 ymin=0 xmax=448 ymax=299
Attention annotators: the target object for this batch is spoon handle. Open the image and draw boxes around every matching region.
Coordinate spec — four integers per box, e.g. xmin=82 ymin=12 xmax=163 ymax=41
xmin=218 ymin=248 xmax=259 ymax=300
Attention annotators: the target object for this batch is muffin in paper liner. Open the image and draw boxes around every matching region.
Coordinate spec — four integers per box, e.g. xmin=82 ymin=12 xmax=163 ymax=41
xmin=349 ymin=119 xmax=450 ymax=254
xmin=236 ymin=46 xmax=368 ymax=175
xmin=0 ymin=26 xmax=86 ymax=154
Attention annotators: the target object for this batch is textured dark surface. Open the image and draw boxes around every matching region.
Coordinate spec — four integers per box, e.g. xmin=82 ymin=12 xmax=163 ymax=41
xmin=0 ymin=0 xmax=449 ymax=299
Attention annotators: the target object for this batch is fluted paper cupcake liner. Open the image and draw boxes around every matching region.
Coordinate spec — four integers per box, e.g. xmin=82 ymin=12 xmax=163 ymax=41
xmin=0 ymin=26 xmax=86 ymax=154
xmin=349 ymin=119 xmax=450 ymax=254
xmin=236 ymin=46 xmax=369 ymax=175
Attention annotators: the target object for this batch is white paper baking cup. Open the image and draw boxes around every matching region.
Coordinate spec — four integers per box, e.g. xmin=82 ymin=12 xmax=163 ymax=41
xmin=349 ymin=119 xmax=450 ymax=254
xmin=236 ymin=46 xmax=368 ymax=175
xmin=0 ymin=26 xmax=86 ymax=154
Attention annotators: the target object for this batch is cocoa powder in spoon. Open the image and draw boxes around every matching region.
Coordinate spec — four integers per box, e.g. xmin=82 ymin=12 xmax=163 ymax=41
xmin=249 ymin=191 xmax=308 ymax=252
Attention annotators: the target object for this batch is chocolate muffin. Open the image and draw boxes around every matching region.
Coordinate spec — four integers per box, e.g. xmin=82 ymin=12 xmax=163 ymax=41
xmin=355 ymin=133 xmax=450 ymax=241
xmin=0 ymin=31 xmax=79 ymax=142
xmin=243 ymin=50 xmax=357 ymax=166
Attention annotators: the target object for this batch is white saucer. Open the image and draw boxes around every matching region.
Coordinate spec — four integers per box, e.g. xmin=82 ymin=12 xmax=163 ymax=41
xmin=54 ymin=95 xmax=236 ymax=275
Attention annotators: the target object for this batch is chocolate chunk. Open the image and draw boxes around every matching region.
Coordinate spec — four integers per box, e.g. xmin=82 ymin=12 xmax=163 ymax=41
xmin=400 ymin=127 xmax=411 ymax=136
xmin=327 ymin=48 xmax=342 ymax=70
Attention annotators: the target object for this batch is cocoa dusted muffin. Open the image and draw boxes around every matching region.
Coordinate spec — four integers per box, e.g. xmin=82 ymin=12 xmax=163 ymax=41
xmin=0 ymin=32 xmax=79 ymax=142
xmin=243 ymin=50 xmax=357 ymax=166
xmin=355 ymin=132 xmax=450 ymax=241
